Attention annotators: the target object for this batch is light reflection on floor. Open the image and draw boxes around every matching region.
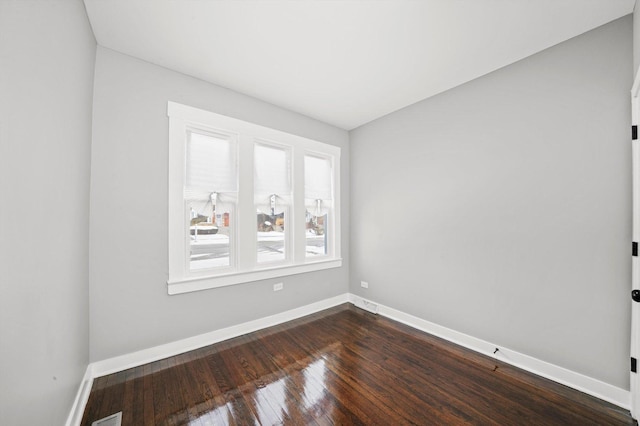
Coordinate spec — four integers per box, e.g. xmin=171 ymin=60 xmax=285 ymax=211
xmin=183 ymin=353 xmax=331 ymax=425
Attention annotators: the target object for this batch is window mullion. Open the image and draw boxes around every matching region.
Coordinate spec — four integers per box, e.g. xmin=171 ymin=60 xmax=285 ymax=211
xmin=237 ymin=133 xmax=256 ymax=271
xmin=293 ymin=147 xmax=306 ymax=264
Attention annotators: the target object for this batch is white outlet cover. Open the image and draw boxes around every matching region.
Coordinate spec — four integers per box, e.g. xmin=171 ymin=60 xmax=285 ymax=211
xmin=361 ymin=281 xmax=369 ymax=288
xmin=274 ymin=282 xmax=283 ymax=291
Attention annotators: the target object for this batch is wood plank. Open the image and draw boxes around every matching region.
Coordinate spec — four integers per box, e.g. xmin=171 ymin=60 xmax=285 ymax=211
xmin=120 ymin=367 xmax=137 ymax=425
xmin=206 ymin=349 xmax=259 ymax=424
xmin=129 ymin=365 xmax=145 ymax=425
xmin=142 ymin=362 xmax=155 ymax=426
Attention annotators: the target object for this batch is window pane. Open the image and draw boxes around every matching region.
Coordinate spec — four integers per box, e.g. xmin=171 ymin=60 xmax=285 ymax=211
xmin=189 ymin=200 xmax=231 ymax=270
xmin=186 ymin=131 xmax=237 ymax=193
xmin=306 ymin=211 xmax=327 ymax=256
xmin=305 ymin=155 xmax=332 ymax=200
xmin=185 ymin=130 xmax=237 ymax=272
xmin=255 ymin=143 xmax=290 ymax=263
xmin=305 ymin=155 xmax=332 ymax=258
xmin=257 ymin=211 xmax=286 ymax=263
xmin=254 ymin=143 xmax=290 ymax=195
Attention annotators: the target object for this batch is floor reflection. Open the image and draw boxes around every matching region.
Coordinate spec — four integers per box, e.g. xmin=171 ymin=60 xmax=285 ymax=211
xmin=303 ymin=359 xmax=327 ymax=411
xmin=182 ymin=342 xmax=335 ymax=425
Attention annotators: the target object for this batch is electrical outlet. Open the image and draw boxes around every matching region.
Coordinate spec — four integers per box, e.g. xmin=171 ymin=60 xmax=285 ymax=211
xmin=361 ymin=281 xmax=369 ymax=289
xmin=273 ymin=282 xmax=284 ymax=291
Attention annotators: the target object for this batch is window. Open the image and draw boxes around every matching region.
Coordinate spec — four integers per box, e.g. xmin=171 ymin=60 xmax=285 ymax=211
xmin=305 ymin=154 xmax=333 ymax=258
xmin=185 ymin=130 xmax=237 ymax=272
xmin=254 ymin=142 xmax=291 ymax=264
xmin=168 ymin=102 xmax=341 ymax=294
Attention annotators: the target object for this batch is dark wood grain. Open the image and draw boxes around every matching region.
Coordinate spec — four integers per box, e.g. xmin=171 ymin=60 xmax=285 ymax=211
xmin=80 ymin=304 xmax=635 ymax=425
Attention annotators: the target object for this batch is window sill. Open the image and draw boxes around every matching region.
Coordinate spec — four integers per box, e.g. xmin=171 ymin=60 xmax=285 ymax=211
xmin=167 ymin=258 xmax=343 ymax=295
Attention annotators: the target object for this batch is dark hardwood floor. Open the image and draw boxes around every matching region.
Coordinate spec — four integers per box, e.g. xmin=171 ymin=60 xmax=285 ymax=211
xmin=81 ymin=304 xmax=634 ymax=425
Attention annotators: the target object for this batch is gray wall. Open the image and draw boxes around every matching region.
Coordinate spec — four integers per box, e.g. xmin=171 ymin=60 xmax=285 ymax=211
xmin=0 ymin=1 xmax=96 ymax=424
xmin=350 ymin=16 xmax=632 ymax=389
xmin=89 ymin=47 xmax=350 ymax=362
xmin=635 ymin=1 xmax=639 ymax=75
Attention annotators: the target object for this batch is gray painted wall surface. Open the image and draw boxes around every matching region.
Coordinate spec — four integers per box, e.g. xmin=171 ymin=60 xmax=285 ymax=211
xmin=89 ymin=47 xmax=350 ymax=362
xmin=0 ymin=1 xmax=96 ymax=424
xmin=634 ymin=3 xmax=639 ymax=75
xmin=350 ymin=16 xmax=632 ymax=389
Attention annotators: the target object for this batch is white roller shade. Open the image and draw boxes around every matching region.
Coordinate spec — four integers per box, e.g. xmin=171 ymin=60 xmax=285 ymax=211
xmin=305 ymin=155 xmax=332 ymax=200
xmin=254 ymin=143 xmax=290 ymax=196
xmin=185 ymin=131 xmax=237 ymax=199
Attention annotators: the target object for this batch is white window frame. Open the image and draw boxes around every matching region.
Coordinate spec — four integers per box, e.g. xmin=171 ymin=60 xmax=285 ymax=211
xmin=167 ymin=102 xmax=341 ymax=295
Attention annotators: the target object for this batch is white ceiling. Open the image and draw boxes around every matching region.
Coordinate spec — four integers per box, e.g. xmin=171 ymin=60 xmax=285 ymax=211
xmin=83 ymin=0 xmax=634 ymax=130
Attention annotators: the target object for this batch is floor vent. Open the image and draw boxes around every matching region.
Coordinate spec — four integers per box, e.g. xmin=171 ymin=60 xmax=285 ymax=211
xmin=356 ymin=298 xmax=379 ymax=314
xmin=92 ymin=412 xmax=122 ymax=426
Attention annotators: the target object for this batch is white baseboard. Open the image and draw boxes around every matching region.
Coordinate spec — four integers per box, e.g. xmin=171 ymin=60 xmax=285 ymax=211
xmin=348 ymin=294 xmax=630 ymax=410
xmin=64 ymin=364 xmax=94 ymax=426
xmin=67 ymin=291 xmax=631 ymax=425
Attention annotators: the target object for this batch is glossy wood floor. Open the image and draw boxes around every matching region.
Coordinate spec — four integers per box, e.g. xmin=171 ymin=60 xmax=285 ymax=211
xmin=81 ymin=304 xmax=634 ymax=425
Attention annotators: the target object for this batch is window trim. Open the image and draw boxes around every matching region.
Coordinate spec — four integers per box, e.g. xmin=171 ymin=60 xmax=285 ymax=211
xmin=167 ymin=101 xmax=342 ymax=294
